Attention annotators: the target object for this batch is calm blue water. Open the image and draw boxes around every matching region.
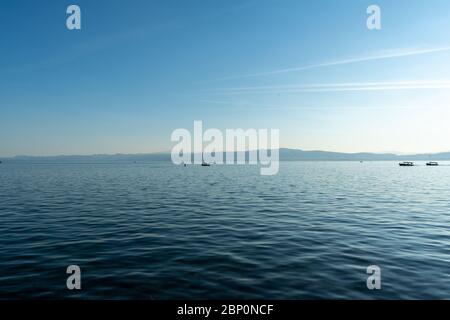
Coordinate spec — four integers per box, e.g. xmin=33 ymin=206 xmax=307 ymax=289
xmin=0 ymin=161 xmax=449 ymax=299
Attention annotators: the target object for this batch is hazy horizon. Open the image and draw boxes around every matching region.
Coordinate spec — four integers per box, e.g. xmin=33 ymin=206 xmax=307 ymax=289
xmin=3 ymin=147 xmax=450 ymax=159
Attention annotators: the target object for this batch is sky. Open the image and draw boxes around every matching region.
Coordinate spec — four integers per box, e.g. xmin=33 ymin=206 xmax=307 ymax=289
xmin=1 ymin=0 xmax=450 ymax=156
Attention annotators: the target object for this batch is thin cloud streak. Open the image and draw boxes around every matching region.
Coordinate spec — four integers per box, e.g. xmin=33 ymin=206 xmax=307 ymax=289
xmin=209 ymin=80 xmax=450 ymax=92
xmin=197 ymin=99 xmax=448 ymax=111
xmin=214 ymin=47 xmax=450 ymax=81
xmin=294 ymin=84 xmax=450 ymax=93
xmin=206 ymin=80 xmax=450 ymax=95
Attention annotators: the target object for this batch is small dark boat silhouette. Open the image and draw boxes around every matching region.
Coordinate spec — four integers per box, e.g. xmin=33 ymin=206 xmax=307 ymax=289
xmin=201 ymin=153 xmax=210 ymax=166
xmin=426 ymin=162 xmax=439 ymax=166
xmin=399 ymin=162 xmax=414 ymax=167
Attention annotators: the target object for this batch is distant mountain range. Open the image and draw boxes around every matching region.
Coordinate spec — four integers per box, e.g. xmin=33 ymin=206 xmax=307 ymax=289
xmin=2 ymin=148 xmax=450 ymax=163
xmin=278 ymin=149 xmax=450 ymax=161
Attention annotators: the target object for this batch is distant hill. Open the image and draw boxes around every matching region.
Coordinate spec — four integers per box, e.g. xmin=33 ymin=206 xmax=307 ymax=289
xmin=278 ymin=149 xmax=450 ymax=161
xmin=1 ymin=148 xmax=450 ymax=163
xmin=0 ymin=153 xmax=171 ymax=163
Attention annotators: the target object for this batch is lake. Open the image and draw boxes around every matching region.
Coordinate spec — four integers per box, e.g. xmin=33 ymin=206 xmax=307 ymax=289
xmin=0 ymin=161 xmax=449 ymax=299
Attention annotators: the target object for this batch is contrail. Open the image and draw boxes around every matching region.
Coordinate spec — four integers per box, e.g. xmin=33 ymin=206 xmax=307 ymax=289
xmin=206 ymin=80 xmax=450 ymax=95
xmin=196 ymin=99 xmax=449 ymax=110
xmin=214 ymin=47 xmax=450 ymax=81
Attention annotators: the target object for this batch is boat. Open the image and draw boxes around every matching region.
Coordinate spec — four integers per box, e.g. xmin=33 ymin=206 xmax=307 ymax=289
xmin=201 ymin=153 xmax=210 ymax=166
xmin=426 ymin=162 xmax=439 ymax=166
xmin=399 ymin=162 xmax=414 ymax=167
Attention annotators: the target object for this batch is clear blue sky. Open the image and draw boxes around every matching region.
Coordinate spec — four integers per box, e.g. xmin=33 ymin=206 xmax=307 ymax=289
xmin=1 ymin=0 xmax=450 ymax=156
